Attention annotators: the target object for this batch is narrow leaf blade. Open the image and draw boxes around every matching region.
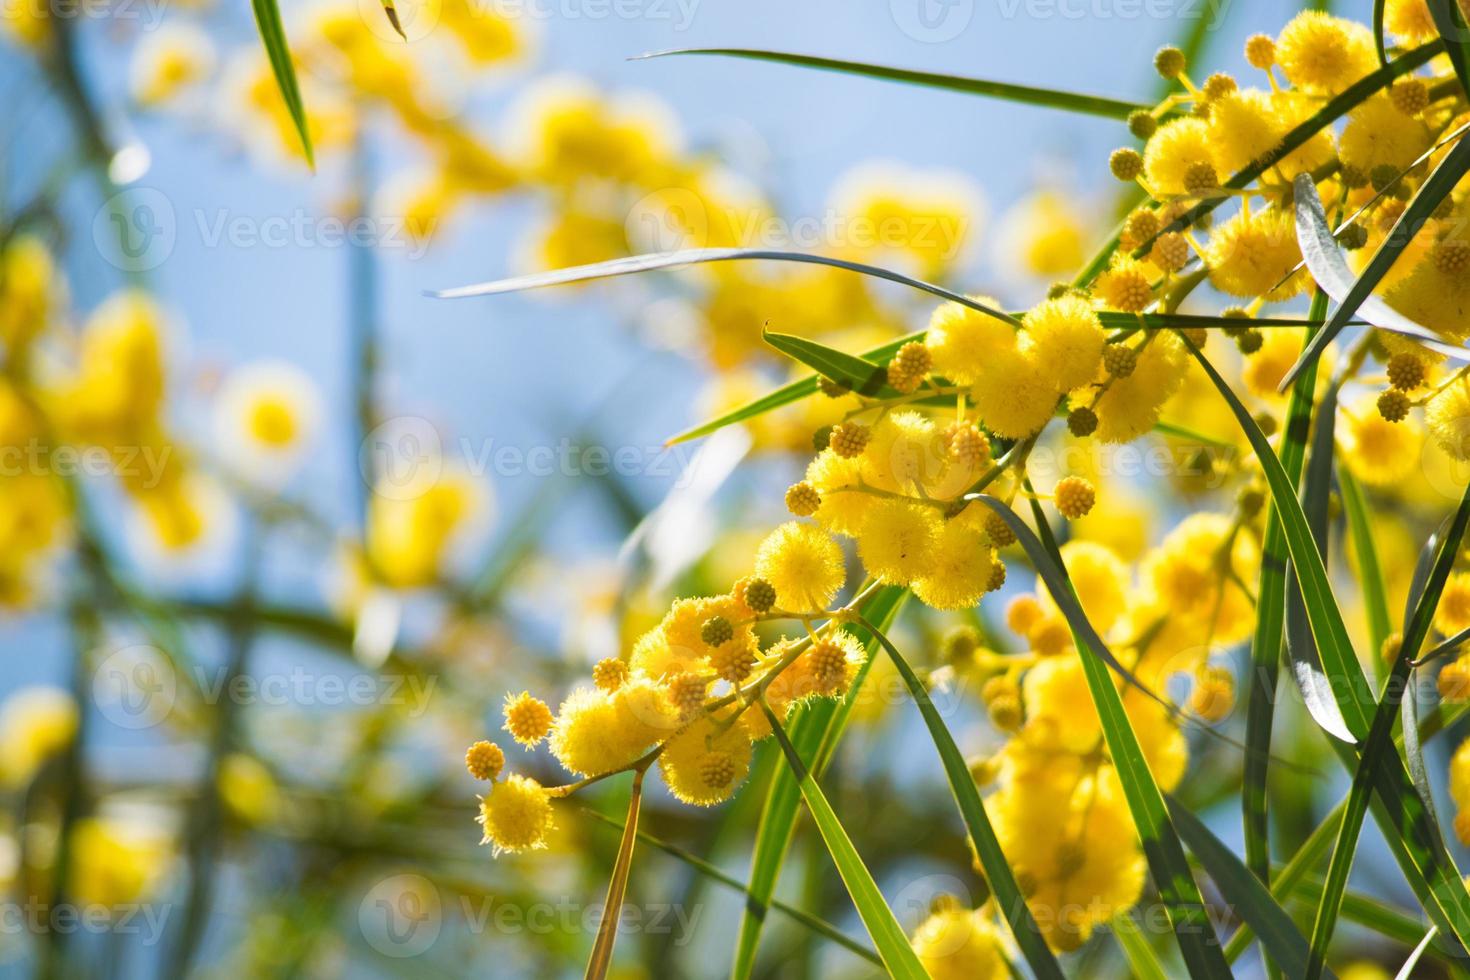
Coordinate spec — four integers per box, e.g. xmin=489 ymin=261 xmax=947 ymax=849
xmin=1286 ymin=145 xmax=1470 ymax=389
xmin=1167 ymin=795 xmax=1312 ymax=977
xmin=759 ymin=701 xmax=929 ymax=980
xmin=635 ymin=48 xmax=1148 ymax=118
xmin=249 ymin=0 xmax=314 ymax=168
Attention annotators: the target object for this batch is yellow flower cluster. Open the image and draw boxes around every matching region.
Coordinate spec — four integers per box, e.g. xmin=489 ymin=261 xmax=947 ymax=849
xmin=407 ymin=5 xmax=1470 ymax=963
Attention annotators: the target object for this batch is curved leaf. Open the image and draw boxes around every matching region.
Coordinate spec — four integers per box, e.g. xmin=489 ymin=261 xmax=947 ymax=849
xmin=857 ymin=616 xmax=1064 ymax=980
xmin=1374 ymin=0 xmax=1389 ymax=67
xmin=1306 ymin=482 xmax=1470 ymax=979
xmin=729 ymin=586 xmax=905 ymax=978
xmin=634 ymin=48 xmax=1149 ymax=118
xmin=250 ymin=0 xmax=314 ymax=168
xmin=1006 ymin=494 xmax=1230 ymax=979
xmin=1244 ymin=301 xmax=1327 ymax=929
xmin=1430 ymin=0 xmax=1470 ymax=102
xmin=1188 ymin=341 xmax=1374 ymax=739
xmin=1167 ymin=796 xmax=1312 ymax=978
xmin=758 ymin=701 xmax=929 ymax=980
xmin=762 ymin=331 xmax=895 ymax=396
xmin=431 ymin=247 xmax=1021 ymax=324
xmin=1285 ymin=145 xmax=1470 ymax=390
xmin=1287 ymin=360 xmax=1356 ymax=740
xmin=1396 ymin=929 xmax=1439 ymax=979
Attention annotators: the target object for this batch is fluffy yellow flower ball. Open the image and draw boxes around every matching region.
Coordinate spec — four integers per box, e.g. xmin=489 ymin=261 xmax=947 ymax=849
xmin=547 ymin=678 xmax=679 ymax=777
xmin=504 ymin=691 xmax=554 ymax=746
xmin=1091 ymin=333 xmax=1190 ymax=443
xmin=1426 ymin=373 xmax=1470 ymax=460
xmin=969 ymin=347 xmax=1059 ymax=439
xmin=1339 ymin=95 xmax=1430 ymax=174
xmin=657 ymin=712 xmax=753 ymax=806
xmin=1341 ymin=398 xmax=1424 ymax=486
xmin=923 ymin=298 xmax=1015 ymax=385
xmin=1270 ymin=91 xmax=1339 ymax=175
xmin=856 ymin=498 xmax=940 ymax=585
xmin=1143 ymin=117 xmax=1213 ymax=196
xmin=1384 ymin=258 xmax=1470 ymax=344
xmin=478 ymin=774 xmax=556 ymax=854
xmin=753 ymin=521 xmax=846 ymax=613
xmin=862 ymin=410 xmax=944 ymax=494
xmin=1241 ymin=328 xmax=1307 ymax=399
xmin=1208 ymin=89 xmax=1283 ymax=177
xmin=1142 ymin=513 xmax=1260 ymax=646
xmin=912 ymin=520 xmax=997 ymax=610
xmin=1094 ymin=256 xmax=1154 ymax=313
xmin=1385 ymin=0 xmax=1437 ymax=42
xmin=804 ymin=449 xmax=872 ymax=535
xmin=1205 ymin=207 xmax=1307 ymax=301
xmin=909 ymin=907 xmax=1006 ymax=980
xmin=1023 ymin=294 xmax=1106 ymax=394
xmin=1037 ymin=540 xmax=1130 ymax=635
xmin=988 ymin=743 xmax=1147 ymax=952
xmin=1437 ymin=573 xmax=1470 ymax=636
xmin=1274 ymin=12 xmax=1376 ymax=95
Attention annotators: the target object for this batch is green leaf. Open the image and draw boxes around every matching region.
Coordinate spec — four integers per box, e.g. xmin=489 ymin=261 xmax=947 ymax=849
xmin=1290 ymin=873 xmax=1448 ymax=956
xmin=1125 ymin=41 xmax=1443 ymax=272
xmin=1374 ymin=0 xmax=1389 ymax=66
xmin=1305 ymin=882 xmax=1441 ymax=951
xmin=1166 ymin=796 xmax=1311 ymax=977
xmin=1188 ymin=340 xmax=1374 ymax=739
xmin=856 ymin=615 xmax=1063 ymax=980
xmin=762 ymin=330 xmax=895 ymax=396
xmin=996 ymin=493 xmax=1231 ymax=978
xmin=1285 ymin=352 xmax=1352 ymax=740
xmin=1396 ymin=929 xmax=1439 ymax=979
xmin=666 ymin=311 xmax=1331 ymax=446
xmin=1284 ymin=142 xmax=1470 ymax=390
xmin=633 ymin=48 xmax=1150 ymax=119
xmin=250 ymin=0 xmax=314 ymax=168
xmin=431 ymin=247 xmax=1022 ymax=325
xmin=1242 ymin=299 xmax=1323 ymax=955
xmin=1307 ymin=482 xmax=1470 ymax=978
xmin=378 ymin=0 xmax=407 ymax=39
xmin=758 ymin=701 xmax=928 ymax=980
xmin=1339 ymin=470 xmax=1392 ymax=679
xmin=1229 ymin=697 xmax=1470 ymax=963
xmin=1429 ymin=0 xmax=1470 ymax=102
xmin=729 ymin=586 xmax=905 ymax=978
xmin=670 ymin=333 xmax=919 ymax=445
xmin=578 ymin=807 xmax=880 ymax=965
xmin=1112 ymin=913 xmax=1171 ymax=980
